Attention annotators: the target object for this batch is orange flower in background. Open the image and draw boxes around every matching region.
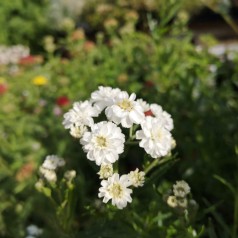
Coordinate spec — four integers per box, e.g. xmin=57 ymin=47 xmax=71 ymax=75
xmin=83 ymin=41 xmax=96 ymax=52
xmin=15 ymin=162 xmax=35 ymax=182
xmin=32 ymin=75 xmax=48 ymax=86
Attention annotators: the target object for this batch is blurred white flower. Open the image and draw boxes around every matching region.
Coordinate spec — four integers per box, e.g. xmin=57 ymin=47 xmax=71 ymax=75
xmin=63 ymin=100 xmax=99 ymax=129
xmin=26 ymin=224 xmax=43 ymax=236
xmin=173 ymin=180 xmax=190 ymax=198
xmin=136 ymin=117 xmax=172 ymax=158
xmin=98 ymin=173 xmax=132 ymax=209
xmin=91 ymin=86 xmax=121 ymax=112
xmin=64 ymin=170 xmax=76 ymax=181
xmin=167 ymin=195 xmax=178 ymax=208
xmin=39 ymin=167 xmax=57 ymax=183
xmin=42 ymin=155 xmax=65 ymax=170
xmin=128 ymin=168 xmax=145 ymax=187
xmin=80 ymin=121 xmax=125 ymax=165
xmin=105 ymin=91 xmax=145 ymax=128
xmin=98 ymin=163 xmax=113 ymax=179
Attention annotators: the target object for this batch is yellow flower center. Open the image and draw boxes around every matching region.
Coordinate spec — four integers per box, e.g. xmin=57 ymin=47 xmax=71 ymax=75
xmin=117 ymin=99 xmax=133 ymax=111
xmin=109 ymin=183 xmax=123 ymax=198
xmin=96 ymin=136 xmax=107 ymax=148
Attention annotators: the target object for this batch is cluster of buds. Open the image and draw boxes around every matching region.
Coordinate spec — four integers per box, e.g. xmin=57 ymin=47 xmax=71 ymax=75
xmin=63 ymin=86 xmax=176 ymax=209
xmin=166 ymin=180 xmax=191 ymax=210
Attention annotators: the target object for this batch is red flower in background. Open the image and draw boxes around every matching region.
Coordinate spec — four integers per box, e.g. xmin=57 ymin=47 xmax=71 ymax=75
xmin=19 ymin=55 xmax=43 ymax=65
xmin=56 ymin=96 xmax=70 ymax=107
xmin=0 ymin=83 xmax=7 ymax=95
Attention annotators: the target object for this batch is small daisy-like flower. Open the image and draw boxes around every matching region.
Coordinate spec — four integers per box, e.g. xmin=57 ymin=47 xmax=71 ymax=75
xmin=173 ymin=180 xmax=190 ymax=198
xmin=128 ymin=168 xmax=145 ymax=187
xmin=90 ymin=86 xmax=121 ymax=112
xmin=63 ymin=100 xmax=99 ymax=129
xmin=98 ymin=163 xmax=113 ymax=179
xmin=167 ymin=195 xmax=178 ymax=208
xmin=136 ymin=117 xmax=172 ymax=158
xmin=105 ymin=91 xmax=145 ymax=128
xmin=42 ymin=155 xmax=65 ymax=170
xmin=39 ymin=167 xmax=57 ymax=182
xmin=98 ymin=173 xmax=132 ymax=209
xmin=80 ymin=121 xmax=125 ymax=165
xmin=69 ymin=125 xmax=87 ymax=138
xmin=149 ymin=104 xmax=174 ymax=131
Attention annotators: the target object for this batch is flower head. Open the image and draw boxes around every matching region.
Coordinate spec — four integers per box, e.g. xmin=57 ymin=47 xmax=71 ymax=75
xmin=42 ymin=155 xmax=65 ymax=170
xmin=90 ymin=86 xmax=121 ymax=112
xmin=98 ymin=163 xmax=113 ymax=179
xmin=128 ymin=168 xmax=145 ymax=187
xmin=39 ymin=167 xmax=57 ymax=183
xmin=136 ymin=117 xmax=172 ymax=158
xmin=167 ymin=195 xmax=178 ymax=208
xmin=105 ymin=91 xmax=145 ymax=128
xmin=98 ymin=173 xmax=132 ymax=209
xmin=63 ymin=100 xmax=99 ymax=129
xmin=173 ymin=180 xmax=190 ymax=198
xmin=80 ymin=121 xmax=125 ymax=165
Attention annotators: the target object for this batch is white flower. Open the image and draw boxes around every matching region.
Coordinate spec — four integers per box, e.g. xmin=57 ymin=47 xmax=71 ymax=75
xmin=64 ymin=170 xmax=76 ymax=181
xmin=128 ymin=168 xmax=145 ymax=187
xmin=98 ymin=173 xmax=132 ymax=209
xmin=136 ymin=117 xmax=172 ymax=158
xmin=149 ymin=104 xmax=174 ymax=131
xmin=26 ymin=224 xmax=43 ymax=236
xmin=80 ymin=121 xmax=125 ymax=165
xmin=39 ymin=167 xmax=57 ymax=183
xmin=136 ymin=99 xmax=150 ymax=112
xmin=42 ymin=155 xmax=65 ymax=170
xmin=173 ymin=180 xmax=190 ymax=198
xmin=90 ymin=86 xmax=121 ymax=112
xmin=63 ymin=100 xmax=98 ymax=129
xmin=69 ymin=125 xmax=87 ymax=138
xmin=167 ymin=195 xmax=178 ymax=208
xmin=98 ymin=163 xmax=113 ymax=179
xmin=105 ymin=91 xmax=145 ymax=128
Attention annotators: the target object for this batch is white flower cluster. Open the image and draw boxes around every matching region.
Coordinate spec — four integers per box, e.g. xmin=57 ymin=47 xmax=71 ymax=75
xmin=39 ymin=155 xmax=65 ymax=183
xmin=0 ymin=45 xmax=29 ymax=65
xmin=167 ymin=180 xmax=191 ymax=209
xmin=63 ymin=86 xmax=175 ymax=209
xmin=25 ymin=224 xmax=42 ymax=238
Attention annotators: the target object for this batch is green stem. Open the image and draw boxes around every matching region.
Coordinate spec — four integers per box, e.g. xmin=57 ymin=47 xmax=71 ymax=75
xmin=144 ymin=159 xmax=159 ymax=175
xmin=129 ymin=125 xmax=133 ymax=139
xmin=125 ymin=141 xmax=139 ymax=146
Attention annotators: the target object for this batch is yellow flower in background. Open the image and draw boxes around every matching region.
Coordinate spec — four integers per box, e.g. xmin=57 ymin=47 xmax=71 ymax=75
xmin=0 ymin=77 xmax=6 ymax=83
xmin=32 ymin=75 xmax=48 ymax=86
